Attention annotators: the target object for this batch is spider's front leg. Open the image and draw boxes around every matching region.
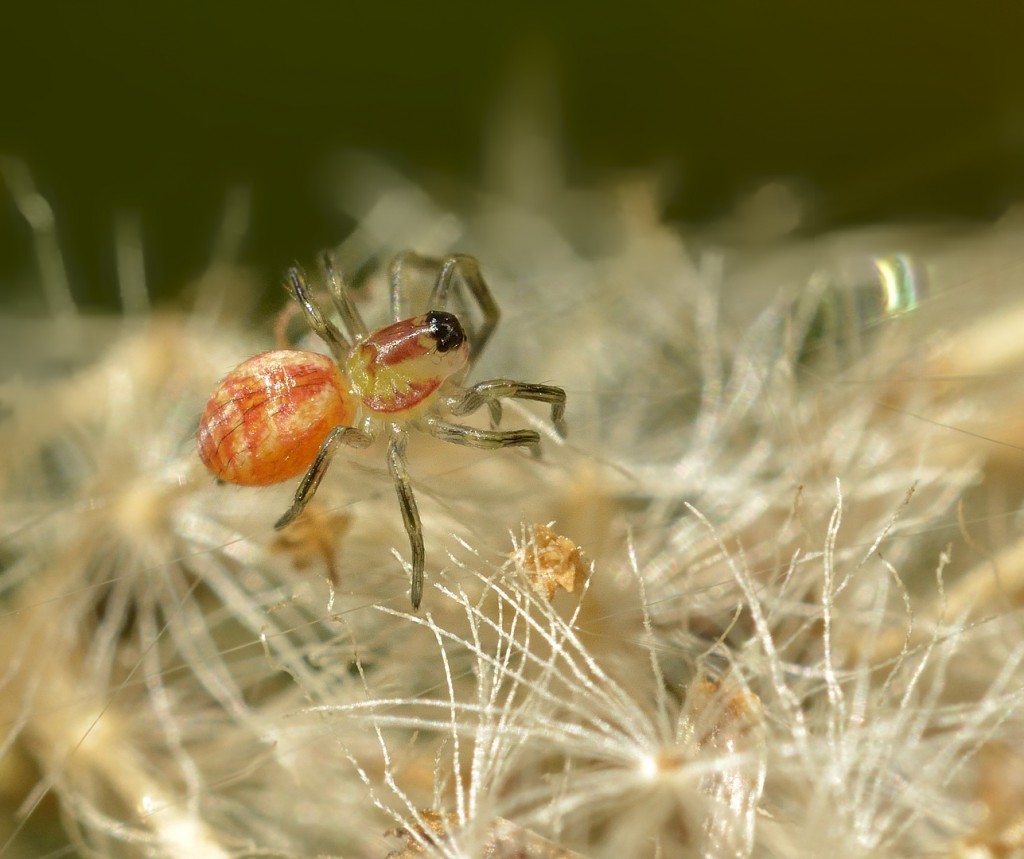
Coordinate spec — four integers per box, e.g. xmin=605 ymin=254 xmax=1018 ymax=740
xmin=386 ymin=427 xmax=426 ymax=610
xmin=388 ymin=252 xmax=500 ymax=368
xmin=448 ymin=379 xmax=568 ymax=438
xmin=275 ymin=425 xmax=374 ymax=530
xmin=419 ymin=416 xmax=542 ymax=453
xmin=428 ymin=255 xmax=500 ymax=367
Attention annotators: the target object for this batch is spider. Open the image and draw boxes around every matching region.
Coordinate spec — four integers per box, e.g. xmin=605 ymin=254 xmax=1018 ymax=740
xmin=198 ymin=252 xmax=567 ymax=609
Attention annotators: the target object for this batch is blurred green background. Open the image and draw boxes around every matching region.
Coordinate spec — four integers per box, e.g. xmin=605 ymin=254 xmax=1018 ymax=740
xmin=3 ymin=3 xmax=1023 ymax=310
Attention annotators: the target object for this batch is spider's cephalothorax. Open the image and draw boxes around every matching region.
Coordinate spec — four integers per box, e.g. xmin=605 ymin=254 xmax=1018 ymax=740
xmin=345 ymin=311 xmax=469 ymax=415
xmin=198 ymin=252 xmax=567 ymax=609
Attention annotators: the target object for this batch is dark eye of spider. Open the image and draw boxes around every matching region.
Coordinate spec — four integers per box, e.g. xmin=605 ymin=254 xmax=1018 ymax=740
xmin=426 ymin=311 xmax=466 ymax=353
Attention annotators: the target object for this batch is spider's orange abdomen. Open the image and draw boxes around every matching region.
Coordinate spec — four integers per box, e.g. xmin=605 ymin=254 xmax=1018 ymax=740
xmin=198 ymin=350 xmax=356 ymax=486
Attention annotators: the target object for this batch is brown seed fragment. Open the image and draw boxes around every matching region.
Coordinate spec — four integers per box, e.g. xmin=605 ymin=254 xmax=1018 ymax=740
xmin=268 ymin=508 xmax=351 ymax=584
xmin=517 ymin=523 xmax=586 ymax=602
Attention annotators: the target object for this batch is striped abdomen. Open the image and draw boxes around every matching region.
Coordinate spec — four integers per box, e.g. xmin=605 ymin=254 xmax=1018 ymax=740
xmin=198 ymin=350 xmax=356 ymax=485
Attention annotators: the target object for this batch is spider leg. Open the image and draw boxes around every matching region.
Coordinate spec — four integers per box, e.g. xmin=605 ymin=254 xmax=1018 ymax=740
xmin=428 ymin=254 xmax=500 ymax=369
xmin=273 ymin=301 xmax=303 ymax=349
xmin=274 ymin=425 xmax=374 ymax=530
xmin=284 ymin=268 xmax=350 ymax=362
xmin=387 ymin=251 xmax=452 ymax=322
xmin=448 ymin=379 xmax=567 ymax=437
xmin=386 ymin=253 xmax=500 ymax=366
xmin=387 ymin=251 xmax=427 ymax=323
xmin=321 ymin=251 xmax=369 ymax=341
xmin=420 ymin=415 xmax=541 ymax=454
xmin=386 ymin=428 xmax=426 ymax=610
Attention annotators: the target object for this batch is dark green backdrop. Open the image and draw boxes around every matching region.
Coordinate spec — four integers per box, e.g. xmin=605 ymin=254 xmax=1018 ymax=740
xmin=3 ymin=3 xmax=1023 ymax=309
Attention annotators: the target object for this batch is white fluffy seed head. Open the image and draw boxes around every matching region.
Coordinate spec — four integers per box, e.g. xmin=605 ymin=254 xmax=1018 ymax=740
xmin=3 ymin=150 xmax=1024 ymax=858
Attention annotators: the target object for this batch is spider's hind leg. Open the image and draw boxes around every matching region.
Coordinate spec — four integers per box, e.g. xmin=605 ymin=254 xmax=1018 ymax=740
xmin=448 ymin=379 xmax=567 ymax=438
xmin=321 ymin=252 xmax=368 ymax=340
xmin=275 ymin=425 xmax=373 ymax=530
xmin=284 ymin=268 xmax=350 ymax=363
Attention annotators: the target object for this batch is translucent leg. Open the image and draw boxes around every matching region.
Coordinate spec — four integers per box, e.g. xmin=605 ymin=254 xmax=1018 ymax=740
xmin=386 ymin=252 xmax=419 ymax=323
xmin=449 ymin=379 xmax=567 ymax=437
xmin=385 ymin=252 xmax=501 ymax=366
xmin=420 ymin=416 xmax=541 ymax=451
xmin=284 ymin=268 xmax=350 ymax=363
xmin=321 ymin=252 xmax=368 ymax=340
xmin=273 ymin=302 xmax=303 ymax=349
xmin=428 ymin=254 xmax=500 ymax=368
xmin=274 ymin=426 xmax=373 ymax=530
xmin=386 ymin=429 xmax=426 ymax=610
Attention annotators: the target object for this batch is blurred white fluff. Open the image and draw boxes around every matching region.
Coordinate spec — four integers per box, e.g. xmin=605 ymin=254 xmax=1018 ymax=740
xmin=2 ymin=131 xmax=1024 ymax=859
